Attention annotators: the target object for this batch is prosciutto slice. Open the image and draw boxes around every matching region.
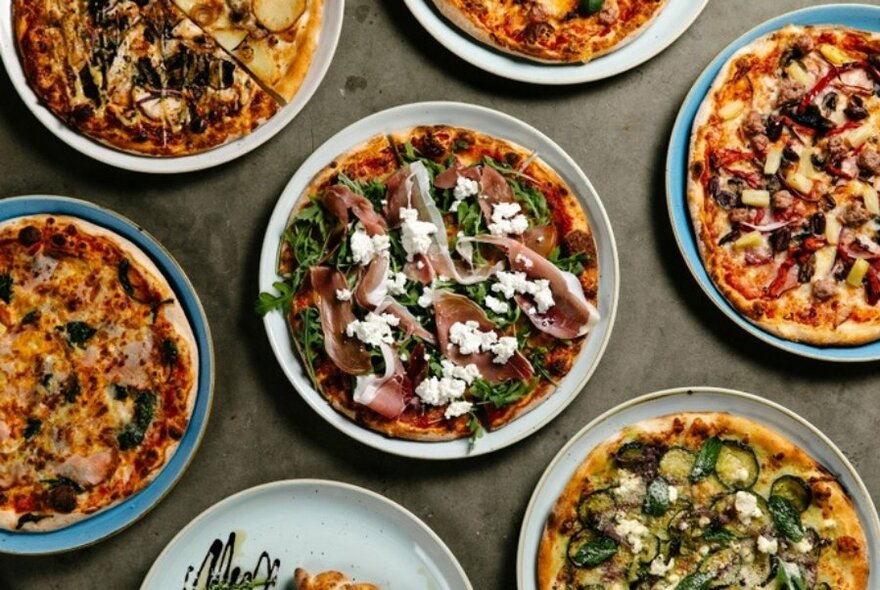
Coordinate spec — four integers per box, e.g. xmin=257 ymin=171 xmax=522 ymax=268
xmin=352 ymin=343 xmax=408 ymax=419
xmin=322 ymin=184 xmax=387 ymax=236
xmin=354 ymin=255 xmax=436 ymax=344
xmin=465 ymin=235 xmax=600 ymax=339
xmin=433 ymin=161 xmax=481 ymax=189
xmin=309 ymin=267 xmax=372 ymax=375
xmin=476 ymin=166 xmax=516 ymax=219
xmin=433 ymin=291 xmax=533 ymax=383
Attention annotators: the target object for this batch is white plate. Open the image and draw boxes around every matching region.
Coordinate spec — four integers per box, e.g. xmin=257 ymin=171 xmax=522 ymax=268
xmin=402 ymin=0 xmax=708 ymax=84
xmin=259 ymin=101 xmax=619 ymax=459
xmin=0 ymin=0 xmax=344 ymax=174
xmin=140 ymin=479 xmax=472 ymax=590
xmin=516 ymin=387 xmax=880 ymax=589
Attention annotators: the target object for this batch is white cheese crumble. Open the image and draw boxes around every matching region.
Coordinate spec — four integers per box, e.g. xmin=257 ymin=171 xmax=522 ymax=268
xmin=649 ymin=557 xmax=675 ymax=577
xmin=734 ymin=491 xmax=763 ymax=524
xmin=698 ymin=516 xmax=711 ymax=527
xmin=823 ymin=518 xmax=837 ymax=530
xmin=613 ymin=513 xmax=650 ymax=555
xmin=757 ymin=535 xmax=778 ymax=555
xmin=350 ymin=224 xmax=390 ymax=265
xmin=385 ymin=270 xmax=407 ymax=296
xmin=732 ymin=466 xmax=750 ymax=485
xmin=418 ymin=286 xmax=434 ymax=308
xmin=491 ymin=271 xmax=556 ymax=313
xmin=668 ymin=486 xmax=679 ymax=503
xmin=450 ymin=176 xmax=480 ymax=211
xmin=346 ymin=312 xmax=399 ymax=348
xmin=400 ymin=207 xmax=436 ymax=261
xmin=414 ymin=360 xmax=481 ymax=419
xmin=792 ymin=537 xmax=814 ymax=553
xmin=613 ymin=470 xmax=644 ymax=501
xmin=444 ymin=400 xmax=473 ymax=419
xmin=698 ymin=545 xmax=710 ymax=557
xmin=448 ymin=320 xmax=519 ymax=365
xmin=488 ymin=202 xmax=529 ymax=236
xmin=484 ymin=295 xmax=510 ymax=315
xmin=515 ymin=252 xmax=534 ymax=268
xmin=335 ymin=288 xmax=352 ymax=301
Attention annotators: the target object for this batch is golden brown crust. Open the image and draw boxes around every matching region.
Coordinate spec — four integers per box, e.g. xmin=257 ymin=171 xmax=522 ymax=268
xmin=0 ymin=215 xmax=198 ymax=531
xmin=432 ymin=0 xmax=666 ymax=63
xmin=13 ymin=0 xmax=280 ymax=156
xmin=294 ymin=568 xmax=378 ymax=590
xmin=688 ymin=25 xmax=880 ymax=346
xmin=538 ymin=412 xmax=870 ymax=589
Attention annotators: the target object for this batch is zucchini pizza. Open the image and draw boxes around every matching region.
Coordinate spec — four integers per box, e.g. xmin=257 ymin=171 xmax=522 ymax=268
xmin=431 ymin=0 xmax=666 ymax=63
xmin=0 ymin=215 xmax=198 ymax=531
xmin=259 ymin=125 xmax=601 ymax=441
xmin=12 ymin=0 xmax=322 ymax=156
xmin=538 ymin=413 xmax=869 ymax=590
xmin=688 ymin=25 xmax=880 ymax=345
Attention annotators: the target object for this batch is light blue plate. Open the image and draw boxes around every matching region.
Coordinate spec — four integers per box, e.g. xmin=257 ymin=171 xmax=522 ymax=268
xmin=0 ymin=196 xmax=214 ymax=554
xmin=666 ymin=3 xmax=880 ymax=362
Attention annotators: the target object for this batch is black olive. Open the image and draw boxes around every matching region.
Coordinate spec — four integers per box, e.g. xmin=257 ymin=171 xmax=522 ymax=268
xmin=709 ymin=176 xmax=721 ymax=196
xmin=789 ymin=104 xmax=834 ymax=132
xmin=47 ymin=485 xmax=78 ymax=513
xmin=220 ymin=60 xmax=235 ymax=89
xmin=809 ymin=212 xmax=826 ymax=235
xmin=136 ymin=57 xmax=161 ymax=89
xmin=811 ymin=154 xmax=826 ymax=169
xmin=18 ymin=226 xmax=41 ymax=246
xmin=770 ymin=227 xmax=791 ymax=252
xmin=823 ymin=92 xmax=838 ymax=112
xmin=766 ymin=176 xmax=782 ymax=193
xmin=821 ymin=193 xmax=837 ymax=211
xmin=719 ymin=230 xmax=740 ymax=245
xmin=714 ymin=190 xmax=738 ymax=210
xmin=190 ymin=115 xmax=206 ymax=134
xmin=70 ymin=105 xmax=93 ymax=123
xmin=783 ymin=145 xmax=799 ymax=161
xmin=845 ymin=95 xmax=869 ymax=120
xmin=78 ymin=65 xmax=101 ymax=104
xmin=766 ymin=116 xmax=784 ymax=141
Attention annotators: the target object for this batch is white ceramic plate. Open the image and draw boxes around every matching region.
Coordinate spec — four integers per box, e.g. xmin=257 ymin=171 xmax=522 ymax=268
xmin=516 ymin=387 xmax=880 ymax=589
xmin=402 ymin=0 xmax=708 ymax=84
xmin=140 ymin=479 xmax=472 ymax=590
xmin=259 ymin=101 xmax=619 ymax=459
xmin=0 ymin=0 xmax=344 ymax=174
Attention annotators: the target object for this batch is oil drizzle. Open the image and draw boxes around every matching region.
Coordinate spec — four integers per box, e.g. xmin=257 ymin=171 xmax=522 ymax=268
xmin=182 ymin=532 xmax=280 ymax=590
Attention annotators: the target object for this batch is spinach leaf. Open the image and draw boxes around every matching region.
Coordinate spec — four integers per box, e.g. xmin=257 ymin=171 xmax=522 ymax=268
xmin=643 ymin=477 xmax=670 ymax=517
xmin=690 ymin=437 xmax=722 ymax=482
xmin=65 ymin=321 xmax=97 ymax=348
xmin=776 ymin=560 xmax=807 ymax=590
xmin=0 ymin=273 xmax=12 ymax=304
xmin=21 ymin=310 xmax=39 ymax=325
xmin=675 ymin=571 xmax=714 ymax=590
xmin=569 ymin=535 xmax=617 ymax=568
xmin=769 ymin=495 xmax=805 ymax=542
xmin=23 ymin=418 xmax=41 ymax=440
xmin=117 ymin=391 xmax=157 ymax=451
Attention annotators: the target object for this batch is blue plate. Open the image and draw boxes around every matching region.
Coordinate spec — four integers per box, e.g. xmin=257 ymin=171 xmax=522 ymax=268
xmin=0 ymin=196 xmax=214 ymax=554
xmin=666 ymin=3 xmax=880 ymax=362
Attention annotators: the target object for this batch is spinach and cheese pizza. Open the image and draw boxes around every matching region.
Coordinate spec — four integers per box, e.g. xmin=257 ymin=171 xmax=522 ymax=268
xmin=13 ymin=0 xmax=322 ymax=156
xmin=0 ymin=215 xmax=198 ymax=531
xmin=688 ymin=25 xmax=880 ymax=345
xmin=538 ymin=413 xmax=869 ymax=589
xmin=259 ymin=125 xmax=601 ymax=441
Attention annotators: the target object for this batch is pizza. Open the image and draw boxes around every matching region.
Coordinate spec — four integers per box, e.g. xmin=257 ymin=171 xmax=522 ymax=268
xmin=171 ymin=0 xmax=322 ymax=102
xmin=258 ymin=125 xmax=601 ymax=441
xmin=294 ymin=568 xmax=378 ymax=590
xmin=538 ymin=412 xmax=869 ymax=590
xmin=0 ymin=215 xmax=198 ymax=531
xmin=431 ymin=0 xmax=666 ymax=63
xmin=12 ymin=0 xmax=321 ymax=156
xmin=688 ymin=25 xmax=880 ymax=345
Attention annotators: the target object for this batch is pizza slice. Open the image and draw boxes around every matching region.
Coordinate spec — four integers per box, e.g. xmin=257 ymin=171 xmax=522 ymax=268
xmin=294 ymin=568 xmax=378 ymax=590
xmin=170 ymin=0 xmax=323 ymax=102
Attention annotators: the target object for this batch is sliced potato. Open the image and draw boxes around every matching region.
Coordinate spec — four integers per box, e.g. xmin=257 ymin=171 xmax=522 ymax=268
xmin=238 ymin=41 xmax=278 ymax=82
xmin=212 ymin=27 xmax=249 ymax=50
xmin=253 ymin=0 xmax=306 ymax=33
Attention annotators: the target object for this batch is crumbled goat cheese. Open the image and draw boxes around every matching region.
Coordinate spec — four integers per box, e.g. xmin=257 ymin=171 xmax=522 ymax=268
xmin=757 ymin=535 xmax=778 ymax=555
xmin=515 ymin=252 xmax=534 ymax=268
xmin=491 ymin=271 xmax=556 ymax=313
xmin=649 ymin=557 xmax=675 ymax=577
xmin=335 ymin=288 xmax=352 ymax=301
xmin=444 ymin=400 xmax=473 ymax=419
xmin=613 ymin=513 xmax=650 ymax=555
xmin=734 ymin=491 xmax=763 ymax=524
xmin=418 ymin=286 xmax=434 ymax=308
xmin=400 ymin=208 xmax=437 ymax=260
xmin=386 ymin=270 xmax=407 ymax=296
xmin=346 ymin=312 xmax=399 ymax=348
xmin=415 ymin=361 xmax=481 ymax=418
xmin=792 ymin=537 xmax=814 ymax=553
xmin=488 ymin=202 xmax=529 ymax=236
xmin=668 ymin=486 xmax=679 ymax=503
xmin=448 ymin=320 xmax=520 ymax=365
xmin=440 ymin=360 xmax=481 ymax=385
xmin=698 ymin=516 xmax=711 ymax=527
xmin=350 ymin=225 xmax=390 ymax=265
xmin=484 ymin=295 xmax=510 ymax=315
xmin=450 ymin=176 xmax=480 ymax=211
xmin=613 ymin=471 xmax=644 ymax=500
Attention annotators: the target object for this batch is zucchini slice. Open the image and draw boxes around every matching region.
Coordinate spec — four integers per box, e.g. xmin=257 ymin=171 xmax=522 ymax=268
xmin=659 ymin=447 xmax=697 ymax=485
xmin=715 ymin=441 xmax=759 ymax=490
xmin=637 ymin=533 xmax=660 ymax=564
xmin=711 ymin=493 xmax=772 ymax=536
xmin=577 ymin=490 xmax=617 ymax=528
xmin=616 ymin=441 xmax=646 ymax=467
xmin=643 ymin=477 xmax=670 ymax=517
xmin=567 ymin=528 xmax=618 ymax=568
xmin=770 ymin=475 xmax=812 ymax=513
xmin=699 ymin=547 xmax=743 ymax=587
xmin=738 ymin=546 xmax=773 ymax=587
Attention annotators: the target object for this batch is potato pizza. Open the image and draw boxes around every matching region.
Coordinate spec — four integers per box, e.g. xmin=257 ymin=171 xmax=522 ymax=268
xmin=0 ymin=215 xmax=198 ymax=531
xmin=538 ymin=412 xmax=869 ymax=590
xmin=258 ymin=125 xmax=601 ymax=442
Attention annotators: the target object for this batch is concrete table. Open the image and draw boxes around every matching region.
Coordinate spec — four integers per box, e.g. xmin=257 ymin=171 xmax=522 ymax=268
xmin=0 ymin=0 xmax=877 ymax=587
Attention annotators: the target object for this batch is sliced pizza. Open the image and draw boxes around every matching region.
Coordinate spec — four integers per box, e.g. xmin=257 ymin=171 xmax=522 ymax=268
xmin=294 ymin=568 xmax=378 ymax=590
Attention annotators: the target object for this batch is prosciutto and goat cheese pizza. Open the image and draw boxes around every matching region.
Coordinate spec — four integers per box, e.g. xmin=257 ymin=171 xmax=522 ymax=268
xmin=431 ymin=0 xmax=666 ymax=63
xmin=259 ymin=125 xmax=601 ymax=441
xmin=688 ymin=25 xmax=880 ymax=345
xmin=538 ymin=413 xmax=869 ymax=590
xmin=12 ymin=0 xmax=322 ymax=156
xmin=0 ymin=215 xmax=198 ymax=531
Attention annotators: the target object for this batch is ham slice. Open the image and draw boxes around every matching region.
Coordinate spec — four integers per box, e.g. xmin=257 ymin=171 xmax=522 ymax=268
xmin=54 ymin=450 xmax=116 ymax=487
xmin=354 ymin=255 xmax=436 ymax=344
xmin=464 ymin=235 xmax=600 ymax=339
xmin=352 ymin=343 xmax=408 ymax=419
xmin=309 ymin=267 xmax=372 ymax=375
xmin=322 ymin=184 xmax=387 ymax=236
xmin=433 ymin=291 xmax=533 ymax=384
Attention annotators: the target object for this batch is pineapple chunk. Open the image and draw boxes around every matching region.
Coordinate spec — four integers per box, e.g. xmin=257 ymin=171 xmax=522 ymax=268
xmin=764 ymin=147 xmax=783 ymax=175
xmin=847 ymin=259 xmax=870 ymax=286
xmin=863 ymin=184 xmax=880 ymax=215
xmin=787 ymin=172 xmax=813 ymax=195
xmin=786 ymin=61 xmax=812 ymax=86
xmin=819 ymin=43 xmax=854 ymax=66
xmin=813 ymin=246 xmax=837 ymax=278
xmin=253 ymin=0 xmax=306 ymax=33
xmin=847 ymin=123 xmax=874 ymax=149
xmin=734 ymin=231 xmax=764 ymax=250
xmin=741 ymin=189 xmax=770 ymax=207
xmin=825 ymin=215 xmax=842 ymax=244
xmin=212 ymin=28 xmax=249 ymax=51
xmin=799 ymin=148 xmax=819 ymax=180
xmin=719 ymin=100 xmax=745 ymax=121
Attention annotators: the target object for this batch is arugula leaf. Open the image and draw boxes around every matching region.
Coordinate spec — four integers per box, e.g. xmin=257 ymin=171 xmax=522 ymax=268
xmin=482 ymin=157 xmax=551 ymax=225
xmin=0 ymin=273 xmax=12 ymax=304
xmin=292 ymin=307 xmax=324 ymax=392
xmin=400 ymin=141 xmax=446 ymax=176
xmin=255 ymin=281 xmax=297 ymax=316
xmin=471 ymin=379 xmax=532 ymax=409
xmin=467 ymin=412 xmax=484 ymax=449
xmin=548 ymin=247 xmax=589 ymax=275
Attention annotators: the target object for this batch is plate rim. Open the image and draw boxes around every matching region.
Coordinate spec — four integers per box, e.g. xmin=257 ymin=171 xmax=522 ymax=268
xmin=400 ymin=0 xmax=709 ymax=85
xmin=665 ymin=2 xmax=880 ymax=362
xmin=515 ymin=385 xmax=880 ymax=589
xmin=258 ymin=100 xmax=620 ymax=460
xmin=139 ymin=478 xmax=474 ymax=590
xmin=0 ymin=194 xmax=215 ymax=555
xmin=0 ymin=0 xmax=344 ymax=174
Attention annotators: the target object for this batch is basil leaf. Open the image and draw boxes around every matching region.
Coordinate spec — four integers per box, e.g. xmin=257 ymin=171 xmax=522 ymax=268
xmin=769 ymin=495 xmax=805 ymax=542
xmin=570 ymin=535 xmax=617 ymax=568
xmin=643 ymin=476 xmax=670 ymax=517
xmin=23 ymin=418 xmax=41 ymax=440
xmin=117 ymin=391 xmax=157 ymax=450
xmin=675 ymin=571 xmax=714 ymax=590
xmin=690 ymin=437 xmax=722 ymax=482
xmin=776 ymin=560 xmax=807 ymax=590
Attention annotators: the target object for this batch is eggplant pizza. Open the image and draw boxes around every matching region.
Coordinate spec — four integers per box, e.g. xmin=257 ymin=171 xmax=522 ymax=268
xmin=259 ymin=125 xmax=601 ymax=441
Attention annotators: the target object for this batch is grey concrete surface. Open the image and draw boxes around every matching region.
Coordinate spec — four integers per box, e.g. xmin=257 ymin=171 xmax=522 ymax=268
xmin=0 ymin=0 xmax=878 ymax=588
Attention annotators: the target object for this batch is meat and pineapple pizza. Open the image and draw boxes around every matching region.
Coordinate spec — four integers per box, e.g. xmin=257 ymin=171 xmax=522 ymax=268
xmin=432 ymin=0 xmax=666 ymax=63
xmin=0 ymin=215 xmax=198 ymax=531
xmin=688 ymin=25 xmax=880 ymax=345
xmin=539 ymin=413 xmax=870 ymax=590
xmin=258 ymin=125 xmax=602 ymax=441
xmin=12 ymin=0 xmax=322 ymax=156
xmin=294 ymin=568 xmax=378 ymax=590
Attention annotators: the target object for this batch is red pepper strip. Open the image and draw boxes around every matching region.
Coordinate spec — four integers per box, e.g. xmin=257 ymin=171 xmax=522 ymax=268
xmin=866 ymin=268 xmax=880 ymax=305
xmin=802 ymin=236 xmax=827 ymax=252
xmin=711 ymin=149 xmax=755 ymax=169
xmin=753 ymin=208 xmax=765 ymax=224
xmin=799 ymin=64 xmax=860 ymax=112
xmin=767 ymin=258 xmax=796 ymax=298
xmin=781 ymin=116 xmax=816 ymax=137
xmin=826 ymin=120 xmax=863 ymax=137
xmin=826 ymin=162 xmax=855 ymax=179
